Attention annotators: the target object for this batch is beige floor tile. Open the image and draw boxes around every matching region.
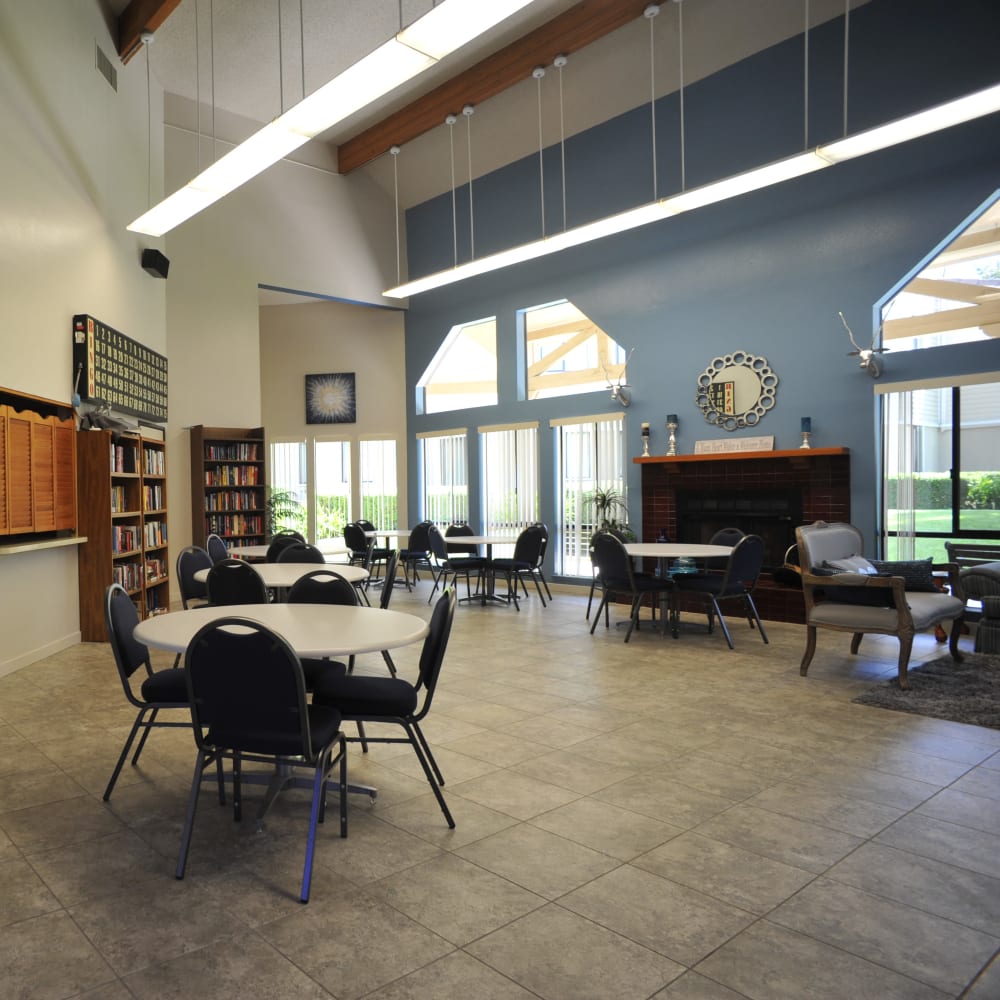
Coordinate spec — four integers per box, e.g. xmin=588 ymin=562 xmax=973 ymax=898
xmin=951 ymin=764 xmax=1000 ymax=800
xmin=560 ymin=864 xmax=755 ymax=966
xmin=456 ymin=823 xmax=619 ymax=899
xmin=370 ymin=852 xmax=545 ymax=944
xmin=0 ymin=793 xmax=127 ymax=852
xmin=510 ymin=748 xmax=637 ymax=794
xmin=376 ymin=744 xmax=499 ymax=785
xmin=366 ymin=950 xmax=537 ymax=999
xmin=651 ymin=970 xmax=752 ymax=998
xmin=964 ymin=950 xmax=1000 ymax=1000
xmin=530 ymin=796 xmax=682 ymax=860
xmin=695 ymin=920 xmax=945 ymax=999
xmin=467 ymin=903 xmax=684 ymax=1000
xmin=439 ymin=730 xmax=552 ymax=766
xmin=0 ymin=910 xmax=116 ymax=998
xmin=915 ymin=786 xmax=1000 ymax=835
xmin=693 ymin=803 xmax=862 ymax=873
xmin=0 ymin=856 xmax=61 ymax=925
xmin=633 ymin=831 xmax=817 ymax=915
xmin=769 ymin=876 xmax=1000 ymax=994
xmin=593 ymin=771 xmax=736 ymax=829
xmin=876 ymin=813 xmax=1000 ymax=880
xmin=449 ymin=769 xmax=580 ymax=820
xmin=378 ymin=790 xmax=519 ymax=848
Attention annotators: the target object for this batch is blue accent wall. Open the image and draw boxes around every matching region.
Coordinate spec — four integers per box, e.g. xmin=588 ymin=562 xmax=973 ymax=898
xmin=402 ymin=0 xmax=1000 ymax=569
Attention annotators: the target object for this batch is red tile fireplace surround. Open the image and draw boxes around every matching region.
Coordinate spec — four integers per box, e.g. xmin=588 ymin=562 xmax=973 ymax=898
xmin=635 ymin=447 xmax=851 ymax=624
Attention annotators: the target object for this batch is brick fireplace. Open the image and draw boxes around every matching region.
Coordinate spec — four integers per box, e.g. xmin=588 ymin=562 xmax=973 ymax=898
xmin=636 ymin=447 xmax=850 ymax=623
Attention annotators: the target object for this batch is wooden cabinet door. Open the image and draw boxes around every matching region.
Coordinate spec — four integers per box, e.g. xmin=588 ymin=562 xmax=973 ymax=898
xmin=53 ymin=418 xmax=77 ymax=532
xmin=31 ymin=415 xmax=56 ymax=532
xmin=5 ymin=409 xmax=33 ymax=533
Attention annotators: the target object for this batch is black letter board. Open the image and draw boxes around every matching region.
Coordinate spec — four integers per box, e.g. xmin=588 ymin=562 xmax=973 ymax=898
xmin=72 ymin=314 xmax=167 ymax=422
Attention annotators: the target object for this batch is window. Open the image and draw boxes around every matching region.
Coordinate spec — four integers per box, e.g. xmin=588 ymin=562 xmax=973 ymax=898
xmin=417 ymin=317 xmax=498 ymax=414
xmin=359 ymin=438 xmax=398 ymax=528
xmin=881 ymin=194 xmax=1000 ymax=352
xmin=553 ymin=414 xmax=625 ymax=575
xmin=418 ymin=430 xmax=468 ymax=527
xmin=880 ymin=376 xmax=1000 ymax=560
xmin=480 ymin=423 xmax=539 ymax=549
xmin=269 ymin=440 xmax=308 ymax=536
xmin=522 ymin=300 xmax=629 ymax=400
xmin=315 ymin=439 xmax=351 ymax=546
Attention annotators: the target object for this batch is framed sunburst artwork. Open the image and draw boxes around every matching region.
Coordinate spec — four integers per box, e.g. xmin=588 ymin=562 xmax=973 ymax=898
xmin=305 ymin=372 xmax=356 ymax=424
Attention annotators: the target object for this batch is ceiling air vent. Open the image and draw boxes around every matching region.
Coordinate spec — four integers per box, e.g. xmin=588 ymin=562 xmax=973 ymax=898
xmin=95 ymin=42 xmax=118 ymax=92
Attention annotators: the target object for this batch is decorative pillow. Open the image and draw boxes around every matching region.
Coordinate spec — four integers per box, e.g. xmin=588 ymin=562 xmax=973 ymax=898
xmin=823 ymin=555 xmax=878 ymax=575
xmin=809 ymin=565 xmax=894 ymax=606
xmin=870 ymin=558 xmax=937 ymax=592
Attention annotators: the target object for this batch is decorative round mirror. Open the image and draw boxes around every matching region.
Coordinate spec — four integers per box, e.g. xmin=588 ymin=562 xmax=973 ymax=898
xmin=695 ymin=352 xmax=778 ymax=431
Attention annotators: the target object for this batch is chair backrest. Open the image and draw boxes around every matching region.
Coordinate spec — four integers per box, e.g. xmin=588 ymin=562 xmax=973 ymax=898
xmin=428 ymin=524 xmax=449 ymax=562
xmin=446 ymin=523 xmax=478 ymax=555
xmin=205 ymin=533 xmax=229 ymax=564
xmin=104 ymin=583 xmax=152 ymax=690
xmin=356 ymin=519 xmax=376 ymax=532
xmin=405 ymin=520 xmax=432 ymax=554
xmin=414 ymin=589 xmax=457 ymax=713
xmin=591 ymin=530 xmax=631 ymax=584
xmin=719 ymin=534 xmax=766 ymax=591
xmin=206 ymin=558 xmax=269 ymax=605
xmin=709 ymin=527 xmax=745 ymax=547
xmin=513 ymin=525 xmax=545 ymax=563
xmin=176 ymin=545 xmax=212 ymax=608
xmin=184 ymin=617 xmax=315 ymax=757
xmin=276 ymin=542 xmax=327 ymax=564
xmin=379 ymin=550 xmax=400 ymax=609
xmin=343 ymin=522 xmax=368 ymax=555
xmin=532 ymin=522 xmax=550 ymax=567
xmin=795 ymin=521 xmax=866 ymax=575
xmin=266 ymin=534 xmax=302 ymax=562
xmin=287 ymin=569 xmax=359 ymax=606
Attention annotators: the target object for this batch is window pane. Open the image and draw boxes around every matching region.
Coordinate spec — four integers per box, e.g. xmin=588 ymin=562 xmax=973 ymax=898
xmin=269 ymin=441 xmax=308 ymax=537
xmin=481 ymin=426 xmax=539 ymax=556
xmin=315 ymin=439 xmax=351 ymax=545
xmin=418 ymin=318 xmax=498 ymax=414
xmin=959 ymin=382 xmax=1000 ymax=535
xmin=421 ymin=433 xmax=468 ymax=527
xmin=360 ymin=439 xmax=398 ymax=528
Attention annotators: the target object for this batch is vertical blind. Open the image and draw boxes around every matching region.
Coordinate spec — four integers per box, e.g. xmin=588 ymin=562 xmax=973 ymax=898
xmin=479 ymin=422 xmax=539 ymax=541
xmin=553 ymin=413 xmax=624 ymax=575
xmin=417 ymin=429 xmax=468 ymax=527
xmin=359 ymin=438 xmax=398 ymax=528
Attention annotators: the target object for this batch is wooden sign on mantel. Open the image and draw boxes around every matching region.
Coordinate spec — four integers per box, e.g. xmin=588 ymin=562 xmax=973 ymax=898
xmin=694 ymin=436 xmax=774 ymax=455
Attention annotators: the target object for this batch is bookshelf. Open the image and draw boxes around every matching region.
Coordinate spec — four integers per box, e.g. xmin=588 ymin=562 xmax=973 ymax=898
xmin=189 ymin=426 xmax=266 ymax=549
xmin=76 ymin=429 xmax=170 ymax=641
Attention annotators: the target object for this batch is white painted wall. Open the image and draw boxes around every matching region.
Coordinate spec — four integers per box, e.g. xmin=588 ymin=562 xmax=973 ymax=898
xmin=259 ymin=300 xmax=408 ymax=533
xmin=0 ymin=1 xmax=165 ymax=674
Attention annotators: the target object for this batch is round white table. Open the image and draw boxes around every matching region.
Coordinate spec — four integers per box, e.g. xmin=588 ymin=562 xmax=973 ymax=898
xmin=624 ymin=543 xmax=733 ymax=560
xmin=194 ymin=562 xmax=368 ymax=590
xmin=134 ymin=603 xmax=428 ymax=657
xmin=228 ymin=543 xmax=349 ymax=561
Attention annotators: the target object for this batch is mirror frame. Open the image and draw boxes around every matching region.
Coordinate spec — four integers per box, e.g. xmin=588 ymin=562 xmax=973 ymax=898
xmin=695 ymin=351 xmax=779 ymax=431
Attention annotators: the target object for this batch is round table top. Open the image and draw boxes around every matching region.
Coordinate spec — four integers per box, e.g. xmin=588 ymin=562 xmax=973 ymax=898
xmin=134 ymin=603 xmax=428 ymax=657
xmin=194 ymin=562 xmax=369 ymax=588
xmin=228 ymin=542 xmax=349 ymax=560
xmin=625 ymin=543 xmax=733 ymax=559
xmin=445 ymin=534 xmax=512 ymax=547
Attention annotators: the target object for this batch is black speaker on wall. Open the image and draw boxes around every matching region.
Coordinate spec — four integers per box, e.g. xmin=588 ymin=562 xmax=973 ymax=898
xmin=141 ymin=248 xmax=170 ymax=279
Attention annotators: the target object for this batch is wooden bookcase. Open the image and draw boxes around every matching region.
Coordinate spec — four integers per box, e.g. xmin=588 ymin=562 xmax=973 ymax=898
xmin=189 ymin=426 xmax=266 ymax=549
xmin=76 ymin=429 xmax=169 ymax=641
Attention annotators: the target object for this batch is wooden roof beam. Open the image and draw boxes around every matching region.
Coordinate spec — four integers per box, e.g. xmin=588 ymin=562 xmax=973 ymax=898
xmin=337 ymin=0 xmax=647 ymax=175
xmin=118 ymin=0 xmax=184 ymax=65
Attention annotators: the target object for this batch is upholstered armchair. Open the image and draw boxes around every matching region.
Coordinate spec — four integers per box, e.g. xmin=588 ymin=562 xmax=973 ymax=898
xmin=795 ymin=521 xmax=965 ymax=689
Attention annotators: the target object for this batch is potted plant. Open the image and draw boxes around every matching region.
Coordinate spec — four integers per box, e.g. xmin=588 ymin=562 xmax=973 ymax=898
xmin=265 ymin=486 xmax=304 ymax=539
xmin=588 ymin=487 xmax=635 ymax=539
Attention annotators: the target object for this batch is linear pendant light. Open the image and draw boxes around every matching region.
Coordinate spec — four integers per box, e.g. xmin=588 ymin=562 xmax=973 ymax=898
xmin=127 ymin=0 xmax=537 ymax=237
xmin=383 ymin=81 xmax=1000 ymax=299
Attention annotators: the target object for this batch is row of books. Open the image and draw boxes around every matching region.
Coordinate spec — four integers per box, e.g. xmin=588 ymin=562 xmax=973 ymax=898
xmin=205 ymin=465 xmax=261 ymax=486
xmin=142 ymin=449 xmax=165 ymax=476
xmin=144 ymin=586 xmax=168 ymax=614
xmin=204 ymin=443 xmax=260 ymax=461
xmin=112 ymin=561 xmax=142 ymax=591
xmin=112 ymin=525 xmax=139 ymax=554
xmin=110 ymin=485 xmax=134 ymax=513
xmin=143 ymin=484 xmax=164 ymax=510
xmin=109 ymin=442 xmax=139 ymax=474
xmin=206 ymin=513 xmax=264 ymax=536
xmin=145 ymin=558 xmax=167 ymax=582
xmin=144 ymin=520 xmax=167 ymax=547
xmin=204 ymin=490 xmax=260 ymax=512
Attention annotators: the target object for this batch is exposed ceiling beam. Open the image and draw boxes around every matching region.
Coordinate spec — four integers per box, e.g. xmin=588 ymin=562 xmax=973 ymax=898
xmin=337 ymin=0 xmax=647 ymax=175
xmin=118 ymin=0 xmax=184 ymax=65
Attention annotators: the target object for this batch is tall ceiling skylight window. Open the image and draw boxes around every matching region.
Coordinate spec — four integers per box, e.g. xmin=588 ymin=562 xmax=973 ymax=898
xmin=417 ymin=317 xmax=498 ymax=414
xmin=522 ymin=301 xmax=628 ymax=400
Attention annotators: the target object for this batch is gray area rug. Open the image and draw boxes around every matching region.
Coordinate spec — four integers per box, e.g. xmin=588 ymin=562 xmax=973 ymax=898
xmin=852 ymin=652 xmax=1000 ymax=729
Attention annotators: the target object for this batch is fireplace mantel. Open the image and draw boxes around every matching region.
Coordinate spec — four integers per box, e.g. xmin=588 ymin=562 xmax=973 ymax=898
xmin=634 ymin=446 xmax=849 ymax=466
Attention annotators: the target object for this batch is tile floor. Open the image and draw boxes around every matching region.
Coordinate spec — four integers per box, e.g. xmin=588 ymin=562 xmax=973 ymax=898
xmin=2 ymin=582 xmax=1000 ymax=999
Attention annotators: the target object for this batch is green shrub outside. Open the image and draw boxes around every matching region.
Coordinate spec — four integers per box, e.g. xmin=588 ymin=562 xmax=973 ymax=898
xmin=885 ymin=472 xmax=1000 ymax=510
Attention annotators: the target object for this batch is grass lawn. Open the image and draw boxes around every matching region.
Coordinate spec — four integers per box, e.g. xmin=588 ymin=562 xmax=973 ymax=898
xmin=884 ymin=508 xmax=1000 ymax=560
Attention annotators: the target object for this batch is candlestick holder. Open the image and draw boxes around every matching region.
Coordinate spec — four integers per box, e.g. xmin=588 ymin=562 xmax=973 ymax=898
xmin=799 ymin=430 xmax=812 ymax=450
xmin=641 ymin=436 xmax=650 ymax=457
xmin=666 ymin=421 xmax=678 ymax=457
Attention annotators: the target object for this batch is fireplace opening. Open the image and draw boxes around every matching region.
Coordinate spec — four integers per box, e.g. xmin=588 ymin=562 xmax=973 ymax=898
xmin=675 ymin=489 xmax=801 ymax=569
